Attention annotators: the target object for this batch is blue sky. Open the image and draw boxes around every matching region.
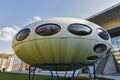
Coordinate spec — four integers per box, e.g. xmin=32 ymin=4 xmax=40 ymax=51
xmin=0 ymin=0 xmax=120 ymax=53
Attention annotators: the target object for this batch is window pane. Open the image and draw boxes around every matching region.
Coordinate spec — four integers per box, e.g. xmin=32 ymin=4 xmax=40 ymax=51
xmin=97 ymin=28 xmax=109 ymax=40
xmin=94 ymin=44 xmax=107 ymax=53
xmin=16 ymin=28 xmax=30 ymax=41
xmin=87 ymin=56 xmax=98 ymax=60
xmin=36 ymin=24 xmax=61 ymax=36
xmin=68 ymin=24 xmax=92 ymax=36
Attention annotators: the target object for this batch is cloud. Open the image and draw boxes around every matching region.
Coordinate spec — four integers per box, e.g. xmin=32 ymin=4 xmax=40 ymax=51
xmin=26 ymin=16 xmax=42 ymax=24
xmin=0 ymin=26 xmax=21 ymax=41
xmin=34 ymin=16 xmax=42 ymax=21
xmin=0 ymin=16 xmax=41 ymax=42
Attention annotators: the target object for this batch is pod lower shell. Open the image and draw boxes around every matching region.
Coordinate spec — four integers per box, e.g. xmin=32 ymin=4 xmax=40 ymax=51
xmin=13 ymin=38 xmax=110 ymax=70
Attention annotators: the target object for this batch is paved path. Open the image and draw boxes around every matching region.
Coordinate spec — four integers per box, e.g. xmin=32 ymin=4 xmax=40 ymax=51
xmin=12 ymin=71 xmax=120 ymax=80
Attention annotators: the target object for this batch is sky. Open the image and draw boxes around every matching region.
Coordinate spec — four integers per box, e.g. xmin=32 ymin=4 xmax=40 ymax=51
xmin=0 ymin=0 xmax=120 ymax=54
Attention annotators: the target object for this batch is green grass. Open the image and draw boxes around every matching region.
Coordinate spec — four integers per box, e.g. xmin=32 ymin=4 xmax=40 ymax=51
xmin=0 ymin=72 xmax=114 ymax=80
xmin=0 ymin=72 xmax=52 ymax=80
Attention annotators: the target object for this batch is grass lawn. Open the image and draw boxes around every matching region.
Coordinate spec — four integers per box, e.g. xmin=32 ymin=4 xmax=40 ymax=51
xmin=0 ymin=72 xmax=114 ymax=80
xmin=0 ymin=72 xmax=52 ymax=80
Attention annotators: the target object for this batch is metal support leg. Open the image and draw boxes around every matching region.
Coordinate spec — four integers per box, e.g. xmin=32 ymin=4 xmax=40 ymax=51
xmin=93 ymin=65 xmax=96 ymax=80
xmin=29 ymin=63 xmax=96 ymax=80
xmin=28 ymin=66 xmax=31 ymax=80
xmin=64 ymin=71 xmax=67 ymax=80
xmin=87 ymin=67 xmax=92 ymax=80
xmin=71 ymin=64 xmax=77 ymax=80
xmin=32 ymin=67 xmax=36 ymax=80
xmin=49 ymin=66 xmax=55 ymax=80
xmin=56 ymin=71 xmax=60 ymax=80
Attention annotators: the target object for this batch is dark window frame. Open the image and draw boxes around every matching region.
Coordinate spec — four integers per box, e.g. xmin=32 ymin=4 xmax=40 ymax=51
xmin=87 ymin=56 xmax=98 ymax=60
xmin=97 ymin=28 xmax=109 ymax=40
xmin=35 ymin=23 xmax=61 ymax=36
xmin=67 ymin=23 xmax=92 ymax=36
xmin=16 ymin=28 xmax=30 ymax=41
xmin=94 ymin=44 xmax=107 ymax=53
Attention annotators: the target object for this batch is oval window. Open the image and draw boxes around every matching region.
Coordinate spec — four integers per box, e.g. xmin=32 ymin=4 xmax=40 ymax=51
xmin=87 ymin=56 xmax=98 ymax=60
xmin=68 ymin=24 xmax=92 ymax=36
xmin=94 ymin=44 xmax=107 ymax=53
xmin=16 ymin=28 xmax=30 ymax=41
xmin=97 ymin=28 xmax=109 ymax=40
xmin=36 ymin=24 xmax=61 ymax=36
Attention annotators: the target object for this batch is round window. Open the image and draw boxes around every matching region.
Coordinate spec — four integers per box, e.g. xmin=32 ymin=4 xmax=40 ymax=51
xmin=94 ymin=44 xmax=107 ymax=53
xmin=35 ymin=24 xmax=61 ymax=36
xmin=68 ymin=24 xmax=92 ymax=36
xmin=16 ymin=28 xmax=30 ymax=41
xmin=97 ymin=28 xmax=109 ymax=40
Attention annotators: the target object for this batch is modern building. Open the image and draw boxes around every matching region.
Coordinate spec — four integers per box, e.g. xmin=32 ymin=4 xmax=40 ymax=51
xmin=86 ymin=2 xmax=120 ymax=74
xmin=0 ymin=53 xmax=14 ymax=72
xmin=12 ymin=54 xmax=29 ymax=72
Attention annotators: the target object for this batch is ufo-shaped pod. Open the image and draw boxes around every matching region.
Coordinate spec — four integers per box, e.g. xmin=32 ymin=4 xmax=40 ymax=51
xmin=12 ymin=18 xmax=112 ymax=71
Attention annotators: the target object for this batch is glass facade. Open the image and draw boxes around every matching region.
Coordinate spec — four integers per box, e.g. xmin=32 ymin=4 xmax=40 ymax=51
xmin=111 ymin=36 xmax=120 ymax=64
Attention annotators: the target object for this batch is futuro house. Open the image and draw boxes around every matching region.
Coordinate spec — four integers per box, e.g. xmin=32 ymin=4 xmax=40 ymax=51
xmin=12 ymin=18 xmax=112 ymax=70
